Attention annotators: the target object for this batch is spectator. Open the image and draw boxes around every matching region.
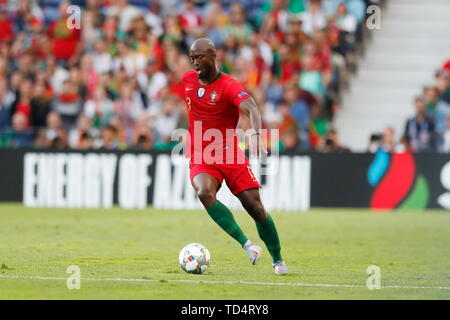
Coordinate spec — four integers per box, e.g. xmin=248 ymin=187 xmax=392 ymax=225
xmin=143 ymin=1 xmax=164 ymax=38
xmin=436 ymin=70 xmax=450 ymax=104
xmin=0 ymin=56 xmax=7 ymax=79
xmin=9 ymin=70 xmax=23 ymax=94
xmin=137 ymin=58 xmax=168 ymax=109
xmin=346 ymin=0 xmax=367 ymax=25
xmin=269 ymin=99 xmax=297 ymax=146
xmin=162 ymin=14 xmax=183 ymax=48
xmin=367 ymin=133 xmax=382 ymax=153
xmin=335 ymin=2 xmax=357 ymax=34
xmin=84 ymin=86 xmax=115 ymax=128
xmin=224 ymin=3 xmax=254 ymax=46
xmin=112 ymin=40 xmax=147 ymax=77
xmin=259 ymin=9 xmax=284 ymax=53
xmin=204 ymin=0 xmax=229 ymax=47
xmin=47 ymin=1 xmax=82 ymax=66
xmin=318 ymin=128 xmax=350 ymax=153
xmin=380 ymin=126 xmax=406 ymax=153
xmin=321 ymin=0 xmax=340 ymax=18
xmin=0 ymin=6 xmax=13 ymax=43
xmin=334 ymin=1 xmax=357 ymax=62
xmin=81 ymin=0 xmax=103 ymax=49
xmin=281 ymin=128 xmax=301 ymax=151
xmin=79 ymin=53 xmax=100 ymax=97
xmin=105 ymin=0 xmax=143 ymax=33
xmin=367 ymin=128 xmax=410 ymax=153
xmin=102 ymin=15 xmax=120 ymax=57
xmin=97 ymin=124 xmax=120 ymax=150
xmin=435 ymin=71 xmax=450 ymax=143
xmin=179 ymin=0 xmax=202 ymax=35
xmin=423 ymin=86 xmax=440 ymax=118
xmin=1 ymin=112 xmax=34 ymax=148
xmin=309 ymin=102 xmax=329 ymax=149
xmin=252 ymin=88 xmax=276 ymax=126
xmin=151 ymin=97 xmax=180 ymax=149
xmin=440 ymin=116 xmax=450 ymax=153
xmin=30 ymin=80 xmax=52 ymax=128
xmin=108 ymin=115 xmax=129 ymax=149
xmin=35 ymin=111 xmax=68 ymax=149
xmin=114 ymin=81 xmax=145 ymax=130
xmin=68 ymin=65 xmax=88 ymax=101
xmin=242 ymin=33 xmax=273 ymax=73
xmin=404 ymin=97 xmax=435 ymax=152
xmin=441 ymin=57 xmax=450 ymax=72
xmin=68 ymin=114 xmax=96 ymax=149
xmin=260 ymin=69 xmax=283 ymax=105
xmin=284 ymin=84 xmax=310 ymax=149
xmin=92 ymin=39 xmax=113 ymax=75
xmin=10 ymin=0 xmax=43 ymax=34
xmin=10 ymin=78 xmax=34 ymax=127
xmin=264 ymin=0 xmax=292 ymax=33
xmin=52 ymin=80 xmax=83 ymax=130
xmin=397 ymin=137 xmax=412 ymax=153
xmin=299 ymin=0 xmax=326 ymax=36
xmin=0 ymin=76 xmax=14 ymax=127
xmin=131 ymin=114 xmax=154 ymax=150
xmin=45 ymin=56 xmax=70 ymax=95
xmin=16 ymin=54 xmax=35 ymax=78
xmin=299 ymin=56 xmax=326 ymax=99
xmin=277 ymin=31 xmax=302 ymax=84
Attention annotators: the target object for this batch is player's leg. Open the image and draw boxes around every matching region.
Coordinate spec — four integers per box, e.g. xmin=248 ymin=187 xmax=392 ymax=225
xmin=223 ymin=163 xmax=287 ymax=271
xmin=191 ymin=172 xmax=249 ymax=247
xmin=236 ymin=188 xmax=289 ymax=274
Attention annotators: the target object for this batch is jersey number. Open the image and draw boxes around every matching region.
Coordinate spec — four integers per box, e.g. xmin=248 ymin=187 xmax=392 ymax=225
xmin=186 ymin=97 xmax=191 ymax=111
xmin=247 ymin=166 xmax=257 ymax=182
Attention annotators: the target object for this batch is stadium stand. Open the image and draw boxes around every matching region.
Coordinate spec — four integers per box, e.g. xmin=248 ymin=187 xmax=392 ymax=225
xmin=335 ymin=0 xmax=450 ymax=152
xmin=3 ymin=0 xmax=448 ymax=154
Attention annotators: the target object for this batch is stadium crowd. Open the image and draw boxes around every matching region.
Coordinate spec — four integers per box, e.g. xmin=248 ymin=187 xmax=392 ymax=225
xmin=367 ymin=59 xmax=450 ymax=154
xmin=0 ymin=0 xmax=379 ymax=153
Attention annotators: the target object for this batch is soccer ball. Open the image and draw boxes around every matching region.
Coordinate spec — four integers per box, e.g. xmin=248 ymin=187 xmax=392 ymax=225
xmin=178 ymin=243 xmax=211 ymax=274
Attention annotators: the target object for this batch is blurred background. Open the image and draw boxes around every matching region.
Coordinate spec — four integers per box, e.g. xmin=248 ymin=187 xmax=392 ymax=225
xmin=0 ymin=0 xmax=448 ymax=154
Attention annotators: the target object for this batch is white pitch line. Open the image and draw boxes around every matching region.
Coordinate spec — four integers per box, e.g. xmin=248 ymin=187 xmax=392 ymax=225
xmin=1 ymin=275 xmax=450 ymax=290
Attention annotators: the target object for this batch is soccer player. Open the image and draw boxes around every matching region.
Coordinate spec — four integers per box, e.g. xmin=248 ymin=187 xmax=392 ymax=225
xmin=182 ymin=38 xmax=289 ymax=274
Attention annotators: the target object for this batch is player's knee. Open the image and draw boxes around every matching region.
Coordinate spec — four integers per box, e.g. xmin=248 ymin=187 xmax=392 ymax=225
xmin=197 ymin=189 xmax=216 ymax=207
xmin=248 ymin=202 xmax=267 ymax=222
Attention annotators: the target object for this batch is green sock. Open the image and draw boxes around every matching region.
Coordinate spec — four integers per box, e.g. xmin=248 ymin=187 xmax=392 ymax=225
xmin=256 ymin=215 xmax=283 ymax=263
xmin=206 ymin=200 xmax=248 ymax=247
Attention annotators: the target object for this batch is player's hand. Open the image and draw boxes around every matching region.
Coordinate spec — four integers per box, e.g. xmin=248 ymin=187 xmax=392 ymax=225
xmin=249 ymin=133 xmax=268 ymax=159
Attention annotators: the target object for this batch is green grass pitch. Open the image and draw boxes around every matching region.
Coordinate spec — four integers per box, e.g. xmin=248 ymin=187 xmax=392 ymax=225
xmin=0 ymin=203 xmax=449 ymax=299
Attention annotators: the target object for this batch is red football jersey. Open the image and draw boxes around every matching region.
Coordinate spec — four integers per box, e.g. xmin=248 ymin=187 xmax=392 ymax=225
xmin=182 ymin=70 xmax=251 ymax=163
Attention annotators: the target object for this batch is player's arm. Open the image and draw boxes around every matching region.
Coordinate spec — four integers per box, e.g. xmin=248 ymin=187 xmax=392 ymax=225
xmin=238 ymin=97 xmax=266 ymax=158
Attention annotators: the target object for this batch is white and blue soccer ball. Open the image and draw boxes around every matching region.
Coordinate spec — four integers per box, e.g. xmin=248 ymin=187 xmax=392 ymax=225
xmin=178 ymin=243 xmax=211 ymax=274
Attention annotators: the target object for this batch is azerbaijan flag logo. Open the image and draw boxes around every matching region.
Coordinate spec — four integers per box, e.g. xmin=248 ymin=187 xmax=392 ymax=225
xmin=367 ymin=150 xmax=429 ymax=211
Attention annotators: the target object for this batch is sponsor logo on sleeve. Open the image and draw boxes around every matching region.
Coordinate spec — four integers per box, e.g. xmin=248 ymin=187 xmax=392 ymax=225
xmin=237 ymin=91 xmax=248 ymax=98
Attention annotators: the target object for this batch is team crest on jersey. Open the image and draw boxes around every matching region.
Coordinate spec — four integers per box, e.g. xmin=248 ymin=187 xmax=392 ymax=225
xmin=197 ymin=87 xmax=205 ymax=98
xmin=210 ymin=91 xmax=218 ymax=102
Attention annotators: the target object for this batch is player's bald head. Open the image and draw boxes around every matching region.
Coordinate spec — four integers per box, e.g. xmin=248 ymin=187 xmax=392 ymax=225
xmin=190 ymin=38 xmax=216 ymax=55
xmin=189 ymin=38 xmax=218 ymax=81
